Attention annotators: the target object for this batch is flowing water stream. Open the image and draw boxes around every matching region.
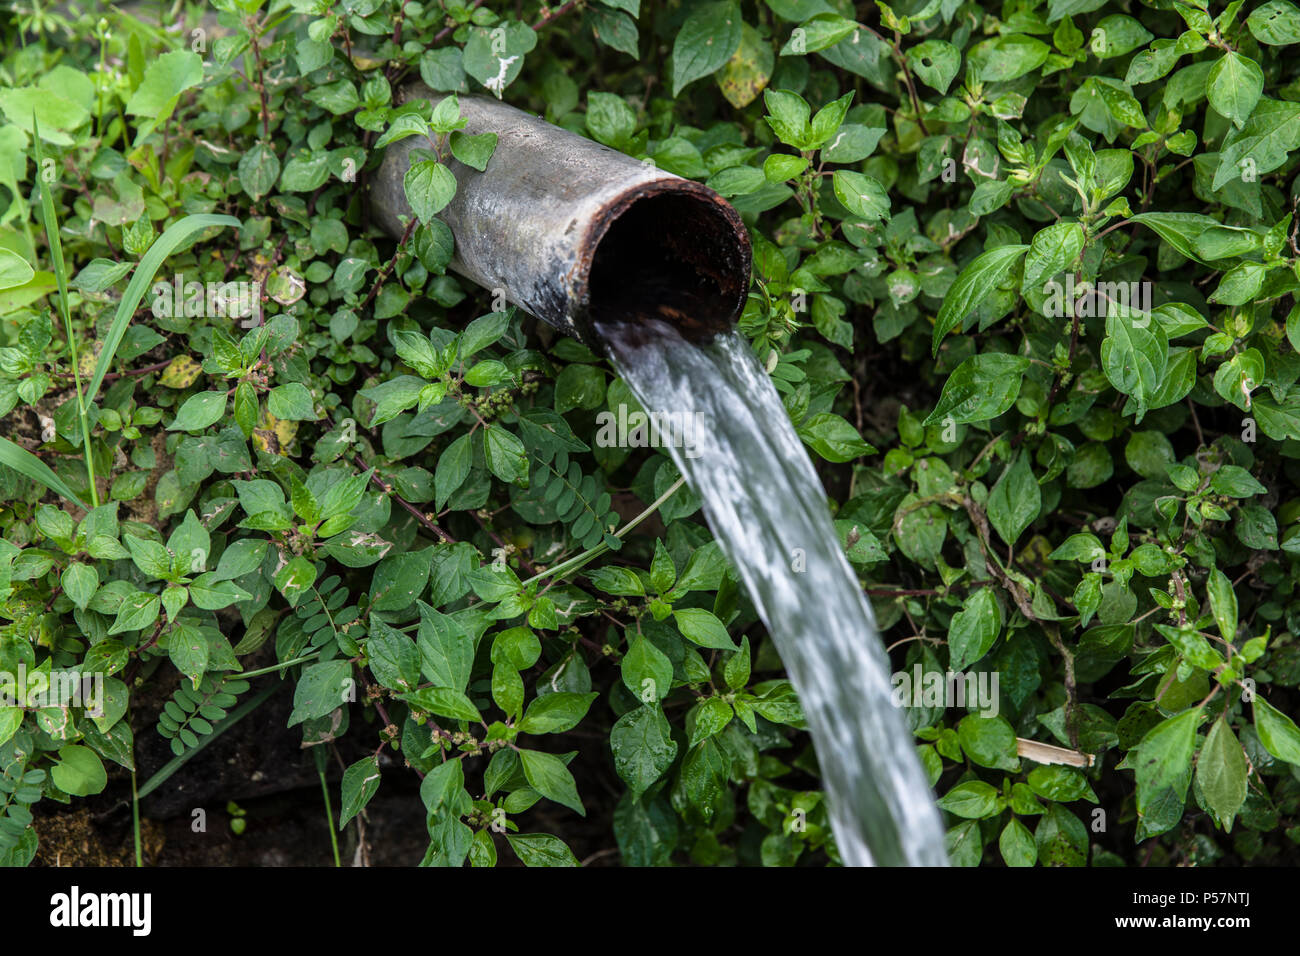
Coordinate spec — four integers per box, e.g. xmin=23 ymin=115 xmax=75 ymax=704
xmin=596 ymin=317 xmax=948 ymax=866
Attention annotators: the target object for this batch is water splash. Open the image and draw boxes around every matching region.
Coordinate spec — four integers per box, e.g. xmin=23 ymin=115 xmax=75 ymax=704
xmin=598 ymin=318 xmax=948 ymax=866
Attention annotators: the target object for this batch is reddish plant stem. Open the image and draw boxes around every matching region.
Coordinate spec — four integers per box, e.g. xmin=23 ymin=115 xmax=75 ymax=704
xmin=355 ymin=455 xmax=456 ymax=544
xmin=359 ymin=218 xmax=418 ymax=313
xmin=532 ymin=0 xmax=579 ymax=29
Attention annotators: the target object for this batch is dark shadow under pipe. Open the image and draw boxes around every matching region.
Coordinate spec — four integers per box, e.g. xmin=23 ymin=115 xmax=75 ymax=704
xmin=370 ymin=85 xmax=752 ymax=348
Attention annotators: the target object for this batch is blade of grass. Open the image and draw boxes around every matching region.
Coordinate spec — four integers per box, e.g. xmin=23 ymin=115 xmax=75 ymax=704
xmin=0 ymin=436 xmax=89 ymax=511
xmin=84 ymin=213 xmax=242 ymax=407
xmin=32 ymin=113 xmax=97 ymax=507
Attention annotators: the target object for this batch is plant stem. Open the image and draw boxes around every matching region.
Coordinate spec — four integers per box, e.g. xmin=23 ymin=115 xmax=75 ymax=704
xmin=320 ymin=766 xmax=341 ymax=867
xmin=237 ymin=651 xmax=321 ymax=679
xmin=131 ymin=769 xmax=143 ymax=867
xmin=523 ymin=475 xmax=686 ymax=587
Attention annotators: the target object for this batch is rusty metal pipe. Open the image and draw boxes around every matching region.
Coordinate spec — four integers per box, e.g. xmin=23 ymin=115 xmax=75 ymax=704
xmin=370 ymin=85 xmax=752 ymax=348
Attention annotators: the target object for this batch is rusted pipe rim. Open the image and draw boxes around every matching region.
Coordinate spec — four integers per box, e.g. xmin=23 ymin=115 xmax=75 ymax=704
xmin=572 ymin=176 xmax=752 ymax=343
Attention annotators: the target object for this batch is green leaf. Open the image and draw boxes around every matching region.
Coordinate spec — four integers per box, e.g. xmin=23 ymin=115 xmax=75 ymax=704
xmin=586 ymin=92 xmax=636 ymax=148
xmin=932 ymin=246 xmax=1028 ymax=354
xmin=937 ymin=780 xmax=1000 ymax=818
xmin=1034 ymin=803 xmax=1088 ymax=866
xmin=1197 ymin=716 xmax=1247 ymax=830
xmin=434 ymin=434 xmax=473 ymax=509
xmin=125 ymin=51 xmax=203 ymax=118
xmin=1212 ymin=98 xmax=1300 ymax=190
xmin=506 ymin=833 xmax=579 ymax=867
xmin=1206 ymin=568 xmax=1237 ymax=642
xmin=289 ymin=660 xmax=353 ymax=726
xmin=416 ymin=601 xmax=474 ymax=691
xmin=238 ymin=143 xmax=280 ymax=200
xmin=273 ymin=557 xmax=317 ymax=607
xmin=1021 ymin=222 xmax=1085 ymax=298
xmin=1133 ymin=707 xmax=1200 ymax=840
xmin=1249 ymin=0 xmax=1300 ymax=44
xmin=484 ymin=426 xmax=529 ymax=486
xmin=1207 ymin=52 xmax=1264 ymax=129
xmin=948 ymin=587 xmax=1001 ymax=671
xmin=339 ymin=755 xmax=382 ymax=829
xmin=689 ymin=697 xmax=733 ymax=747
xmin=969 ymin=34 xmax=1049 ymax=83
xmin=999 ymin=818 xmax=1037 ymax=867
xmin=168 ymin=623 xmax=209 ymax=688
xmin=124 ymin=533 xmax=171 ymax=579
xmin=671 ymin=1 xmax=743 ymax=95
xmin=0 ymin=249 xmax=34 ymax=290
xmin=610 ymin=704 xmax=677 ymax=797
xmin=673 ymin=607 xmax=737 ymax=650
xmin=520 ymin=749 xmax=585 ymax=815
xmin=462 ymin=22 xmax=537 ymax=97
xmin=764 ymin=88 xmax=810 ymax=147
xmin=375 ymin=113 xmax=430 ymax=150
xmin=404 ymin=160 xmax=458 ymax=224
xmin=402 ymin=686 xmax=482 ymax=722
xmin=108 ymin=590 xmax=161 ymax=635
xmin=1101 ymin=311 xmax=1167 ymax=415
xmin=362 ymin=375 xmax=426 ymax=426
xmin=781 ymin=13 xmax=856 ymax=54
xmin=988 ymin=451 xmax=1041 ymax=547
xmin=51 ymin=744 xmax=107 ymax=796
xmin=267 ymin=383 xmax=316 ymax=421
xmin=621 ymin=634 xmax=674 ymax=705
xmin=449 ymin=130 xmax=498 ymax=172
xmin=517 ymin=692 xmax=598 ymax=735
xmin=214 ymin=538 xmax=268 ymax=581
xmin=797 ymin=412 xmax=875 ymax=462
xmin=907 ymin=40 xmax=961 ymax=94
xmin=831 ymin=169 xmax=890 ymax=221
xmin=60 ymin=562 xmax=98 ymax=610
xmin=1254 ymin=697 xmax=1300 ymax=765
xmin=924 ymin=352 xmax=1031 ymax=425
xmin=366 ymin=620 xmax=421 ymax=692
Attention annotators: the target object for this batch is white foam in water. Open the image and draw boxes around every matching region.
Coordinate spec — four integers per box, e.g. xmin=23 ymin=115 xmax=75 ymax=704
xmin=598 ymin=318 xmax=948 ymax=866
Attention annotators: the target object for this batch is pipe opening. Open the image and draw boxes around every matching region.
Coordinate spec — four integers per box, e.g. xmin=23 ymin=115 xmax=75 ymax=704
xmin=586 ymin=190 xmax=750 ymax=340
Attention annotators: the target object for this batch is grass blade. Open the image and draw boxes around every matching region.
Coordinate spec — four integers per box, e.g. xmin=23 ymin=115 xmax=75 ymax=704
xmin=84 ymin=213 xmax=242 ymax=406
xmin=32 ymin=112 xmax=98 ymax=506
xmin=30 ymin=119 xmax=71 ymax=325
xmin=0 ymin=436 xmax=89 ymax=510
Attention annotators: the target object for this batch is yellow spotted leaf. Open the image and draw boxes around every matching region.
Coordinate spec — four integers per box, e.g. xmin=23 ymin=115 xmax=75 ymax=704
xmin=78 ymin=341 xmax=102 ymax=379
xmin=253 ymin=407 xmax=298 ymax=454
xmin=350 ymin=52 xmax=385 ymax=71
xmin=159 ymin=355 xmax=202 ymax=389
xmin=717 ymin=23 xmax=774 ymax=109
